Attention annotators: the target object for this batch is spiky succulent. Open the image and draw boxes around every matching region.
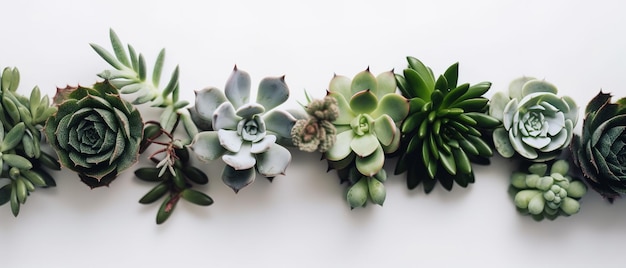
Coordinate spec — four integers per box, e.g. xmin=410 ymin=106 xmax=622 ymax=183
xmin=511 ymin=160 xmax=586 ymax=220
xmin=490 ymin=77 xmax=578 ymax=162
xmin=190 ymin=67 xmax=296 ymax=193
xmin=291 ymin=96 xmax=338 ymax=152
xmin=45 ymin=81 xmax=143 ymax=188
xmin=325 ymin=68 xmax=409 ymax=208
xmin=0 ymin=67 xmax=60 ymax=216
xmin=394 ymin=57 xmax=498 ymax=193
xmin=572 ymin=91 xmax=626 ymax=201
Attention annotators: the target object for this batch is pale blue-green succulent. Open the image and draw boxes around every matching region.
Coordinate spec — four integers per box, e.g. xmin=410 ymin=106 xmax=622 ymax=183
xmin=511 ymin=160 xmax=586 ymax=220
xmin=490 ymin=77 xmax=578 ymax=162
xmin=190 ymin=67 xmax=296 ymax=193
xmin=325 ymin=68 xmax=409 ymax=208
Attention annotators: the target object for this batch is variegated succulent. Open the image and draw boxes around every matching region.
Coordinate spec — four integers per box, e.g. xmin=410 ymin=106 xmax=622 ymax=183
xmin=490 ymin=77 xmax=578 ymax=162
xmin=190 ymin=67 xmax=296 ymax=193
xmin=394 ymin=57 xmax=498 ymax=193
xmin=325 ymin=68 xmax=409 ymax=208
xmin=511 ymin=160 xmax=586 ymax=220
xmin=0 ymin=67 xmax=60 ymax=216
xmin=45 ymin=81 xmax=143 ymax=188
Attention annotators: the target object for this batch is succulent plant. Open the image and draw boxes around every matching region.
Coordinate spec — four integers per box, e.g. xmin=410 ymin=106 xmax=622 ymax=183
xmin=91 ymin=29 xmax=196 ymax=141
xmin=490 ymin=77 xmax=578 ymax=162
xmin=190 ymin=67 xmax=296 ymax=193
xmin=511 ymin=160 xmax=586 ymax=220
xmin=325 ymin=68 xmax=409 ymax=208
xmin=291 ymin=95 xmax=338 ymax=152
xmin=45 ymin=81 xmax=143 ymax=188
xmin=394 ymin=57 xmax=498 ymax=193
xmin=0 ymin=67 xmax=60 ymax=216
xmin=571 ymin=91 xmax=626 ymax=201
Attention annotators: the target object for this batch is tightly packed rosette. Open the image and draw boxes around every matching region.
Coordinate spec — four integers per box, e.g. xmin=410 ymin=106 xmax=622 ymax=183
xmin=291 ymin=96 xmax=338 ymax=153
xmin=190 ymin=67 xmax=295 ymax=193
xmin=325 ymin=68 xmax=409 ymax=208
xmin=572 ymin=91 xmax=626 ymax=201
xmin=510 ymin=160 xmax=586 ymax=220
xmin=45 ymin=81 xmax=143 ymax=188
xmin=395 ymin=57 xmax=498 ymax=192
xmin=490 ymin=77 xmax=578 ymax=162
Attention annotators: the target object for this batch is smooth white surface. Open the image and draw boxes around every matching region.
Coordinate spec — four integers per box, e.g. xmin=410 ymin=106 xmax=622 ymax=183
xmin=2 ymin=0 xmax=626 ymax=267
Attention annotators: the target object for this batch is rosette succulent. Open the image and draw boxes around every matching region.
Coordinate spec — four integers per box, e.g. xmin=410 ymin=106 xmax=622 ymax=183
xmin=45 ymin=81 xmax=143 ymax=188
xmin=190 ymin=67 xmax=295 ymax=193
xmin=490 ymin=77 xmax=578 ymax=162
xmin=572 ymin=91 xmax=626 ymax=201
xmin=394 ymin=57 xmax=498 ymax=192
xmin=325 ymin=68 xmax=409 ymax=208
xmin=511 ymin=160 xmax=586 ymax=220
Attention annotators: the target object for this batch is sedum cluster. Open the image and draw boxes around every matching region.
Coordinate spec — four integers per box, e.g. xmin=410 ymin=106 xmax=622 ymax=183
xmin=394 ymin=57 xmax=498 ymax=193
xmin=291 ymin=96 xmax=338 ymax=153
xmin=0 ymin=67 xmax=60 ymax=216
xmin=511 ymin=160 xmax=586 ymax=220
xmin=325 ymin=68 xmax=409 ymax=208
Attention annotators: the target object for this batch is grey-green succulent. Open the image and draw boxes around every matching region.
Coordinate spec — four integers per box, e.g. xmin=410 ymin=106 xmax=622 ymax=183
xmin=190 ymin=67 xmax=295 ymax=193
xmin=571 ymin=91 xmax=626 ymax=201
xmin=325 ymin=68 xmax=409 ymax=208
xmin=511 ymin=160 xmax=586 ymax=220
xmin=0 ymin=67 xmax=60 ymax=216
xmin=394 ymin=57 xmax=498 ymax=193
xmin=45 ymin=81 xmax=143 ymax=188
xmin=490 ymin=77 xmax=578 ymax=162
xmin=291 ymin=96 xmax=338 ymax=153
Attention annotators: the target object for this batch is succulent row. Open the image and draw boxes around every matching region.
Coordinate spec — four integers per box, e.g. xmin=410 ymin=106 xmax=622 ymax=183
xmin=4 ymin=29 xmax=626 ymax=223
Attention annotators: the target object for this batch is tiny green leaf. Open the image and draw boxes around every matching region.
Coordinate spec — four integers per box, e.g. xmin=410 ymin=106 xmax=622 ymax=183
xmin=181 ymin=189 xmax=213 ymax=206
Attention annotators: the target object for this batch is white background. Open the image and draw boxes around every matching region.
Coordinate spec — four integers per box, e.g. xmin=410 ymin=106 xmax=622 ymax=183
xmin=2 ymin=0 xmax=626 ymax=267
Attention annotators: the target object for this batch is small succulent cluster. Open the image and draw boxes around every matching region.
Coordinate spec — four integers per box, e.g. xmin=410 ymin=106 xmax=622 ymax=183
xmin=291 ymin=95 xmax=338 ymax=153
xmin=325 ymin=69 xmax=409 ymax=208
xmin=0 ymin=67 xmax=60 ymax=216
xmin=45 ymin=81 xmax=143 ymax=188
xmin=490 ymin=77 xmax=578 ymax=162
xmin=136 ymin=122 xmax=212 ymax=224
xmin=572 ymin=91 xmax=626 ymax=201
xmin=511 ymin=160 xmax=586 ymax=220
xmin=190 ymin=67 xmax=296 ymax=193
xmin=394 ymin=57 xmax=498 ymax=192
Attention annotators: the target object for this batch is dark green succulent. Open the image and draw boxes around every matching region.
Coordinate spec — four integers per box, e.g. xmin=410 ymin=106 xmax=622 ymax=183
xmin=0 ymin=67 xmax=60 ymax=216
xmin=395 ymin=57 xmax=499 ymax=193
xmin=572 ymin=91 xmax=626 ymax=201
xmin=45 ymin=81 xmax=143 ymax=188
xmin=511 ymin=160 xmax=586 ymax=220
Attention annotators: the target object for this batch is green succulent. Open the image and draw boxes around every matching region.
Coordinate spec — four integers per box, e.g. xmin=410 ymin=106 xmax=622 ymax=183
xmin=325 ymin=68 xmax=409 ymax=208
xmin=511 ymin=160 xmax=586 ymax=220
xmin=91 ymin=29 xmax=196 ymax=142
xmin=45 ymin=81 xmax=143 ymax=188
xmin=190 ymin=67 xmax=295 ymax=193
xmin=572 ymin=91 xmax=626 ymax=201
xmin=0 ymin=67 xmax=60 ymax=216
xmin=490 ymin=77 xmax=578 ymax=162
xmin=394 ymin=57 xmax=498 ymax=193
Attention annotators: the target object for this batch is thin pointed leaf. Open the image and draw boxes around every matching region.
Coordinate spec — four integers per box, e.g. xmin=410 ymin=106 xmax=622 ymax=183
xmin=152 ymin=49 xmax=166 ymax=87
xmin=90 ymin=43 xmax=125 ymax=70
xmin=109 ymin=29 xmax=130 ymax=66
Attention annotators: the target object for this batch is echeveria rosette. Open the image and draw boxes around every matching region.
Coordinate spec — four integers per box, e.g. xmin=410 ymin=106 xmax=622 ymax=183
xmin=190 ymin=67 xmax=295 ymax=193
xmin=325 ymin=68 xmax=409 ymax=208
xmin=571 ymin=91 xmax=626 ymax=201
xmin=490 ymin=77 xmax=578 ymax=162
xmin=45 ymin=81 xmax=143 ymax=188
xmin=394 ymin=57 xmax=498 ymax=193
xmin=511 ymin=160 xmax=586 ymax=221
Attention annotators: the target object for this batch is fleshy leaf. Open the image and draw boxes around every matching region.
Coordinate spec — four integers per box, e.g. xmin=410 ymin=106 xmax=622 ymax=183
xmin=222 ymin=143 xmax=256 ymax=170
xmin=355 ymin=145 xmax=384 ymax=176
xmin=222 ymin=166 xmax=255 ymax=193
xmin=256 ymin=143 xmax=291 ymax=177
xmin=326 ymin=130 xmax=355 ymax=161
xmin=350 ymin=133 xmax=379 ymax=157
xmin=217 ymin=129 xmax=243 ymax=153
xmin=257 ymin=76 xmax=289 ymax=112
xmin=329 ymin=75 xmax=352 ymax=100
xmin=508 ymin=77 xmax=535 ymax=100
xmin=263 ymin=110 xmax=297 ymax=139
xmin=191 ymin=131 xmax=226 ymax=161
xmin=350 ymin=69 xmax=377 ymax=96
xmin=373 ymin=115 xmax=395 ymax=146
xmin=327 ymin=92 xmax=355 ymax=125
xmin=370 ymin=94 xmax=409 ymax=123
xmin=375 ymin=71 xmax=397 ymax=98
xmin=225 ymin=67 xmax=251 ymax=109
xmin=522 ymin=80 xmax=558 ymax=96
xmin=212 ymin=102 xmax=240 ymax=131
xmin=349 ymin=89 xmax=378 ymax=114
